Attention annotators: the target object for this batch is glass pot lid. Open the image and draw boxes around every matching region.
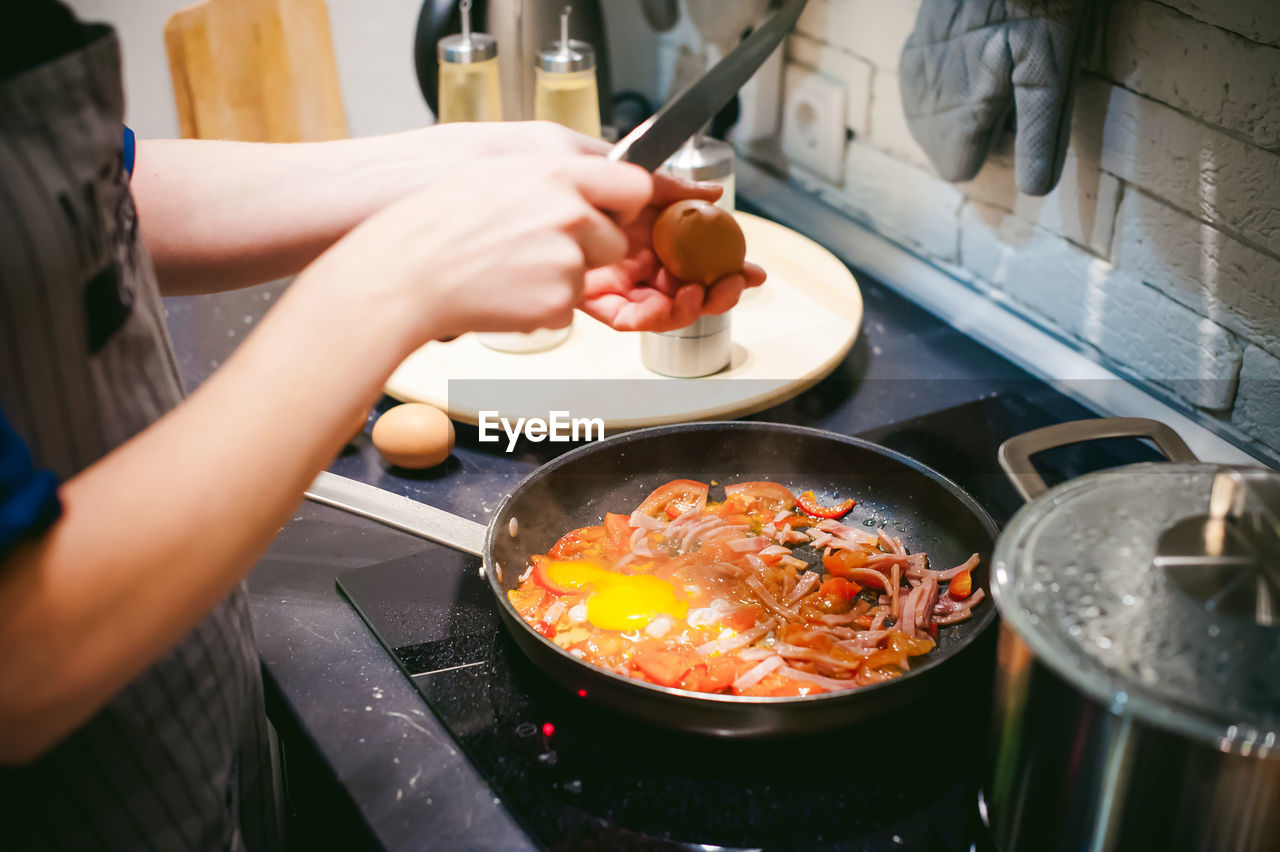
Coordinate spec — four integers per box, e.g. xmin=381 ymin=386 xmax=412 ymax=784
xmin=992 ymin=463 xmax=1280 ymax=757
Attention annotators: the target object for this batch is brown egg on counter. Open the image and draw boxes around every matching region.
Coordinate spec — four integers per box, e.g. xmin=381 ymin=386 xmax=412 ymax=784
xmin=371 ymin=403 xmax=455 ymax=469
xmin=651 ymin=199 xmax=746 ymax=285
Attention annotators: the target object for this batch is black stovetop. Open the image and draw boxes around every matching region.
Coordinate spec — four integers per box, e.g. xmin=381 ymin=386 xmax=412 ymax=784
xmin=336 ymin=392 xmax=1162 ymax=850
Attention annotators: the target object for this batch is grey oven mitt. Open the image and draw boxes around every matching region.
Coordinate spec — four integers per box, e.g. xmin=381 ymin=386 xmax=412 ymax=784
xmin=898 ymin=0 xmax=1092 ymax=196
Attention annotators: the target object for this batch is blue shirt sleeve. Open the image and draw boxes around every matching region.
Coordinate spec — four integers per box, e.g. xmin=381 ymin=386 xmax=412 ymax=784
xmin=0 ymin=407 xmax=61 ymax=562
xmin=123 ymin=124 xmax=135 ymax=177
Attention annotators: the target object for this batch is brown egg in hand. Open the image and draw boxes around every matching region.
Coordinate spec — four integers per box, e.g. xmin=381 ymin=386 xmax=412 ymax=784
xmin=372 ymin=403 xmax=455 ymax=469
xmin=651 ymin=200 xmax=746 ymax=285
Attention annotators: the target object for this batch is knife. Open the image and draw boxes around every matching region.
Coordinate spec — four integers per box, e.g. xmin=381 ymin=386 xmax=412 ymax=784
xmin=608 ymin=0 xmax=808 ymax=171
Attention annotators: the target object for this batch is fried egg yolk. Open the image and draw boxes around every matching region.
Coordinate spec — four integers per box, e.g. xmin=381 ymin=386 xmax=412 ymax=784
xmin=542 ymin=560 xmax=687 ymax=631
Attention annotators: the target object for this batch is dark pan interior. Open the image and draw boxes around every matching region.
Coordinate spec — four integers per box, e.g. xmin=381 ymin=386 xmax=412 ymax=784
xmin=486 ymin=421 xmax=998 ymax=686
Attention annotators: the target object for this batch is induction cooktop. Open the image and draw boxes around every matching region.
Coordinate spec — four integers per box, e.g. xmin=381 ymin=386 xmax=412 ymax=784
xmin=336 ymin=392 xmax=1162 ymax=850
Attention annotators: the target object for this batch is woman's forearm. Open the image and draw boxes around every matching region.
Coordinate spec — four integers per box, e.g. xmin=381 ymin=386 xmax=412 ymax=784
xmin=131 ymin=123 xmax=607 ymax=296
xmin=131 ymin=134 xmax=434 ymax=295
xmin=0 ymin=250 xmax=421 ymax=764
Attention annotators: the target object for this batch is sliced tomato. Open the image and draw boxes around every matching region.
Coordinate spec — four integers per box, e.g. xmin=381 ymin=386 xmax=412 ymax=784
xmin=721 ymin=605 xmax=764 ymax=633
xmin=636 ymin=479 xmax=709 ymax=519
xmin=724 ymin=481 xmax=796 ymax=513
xmin=548 ymin=525 xmax=606 ymax=559
xmin=630 ymin=646 xmax=701 ymax=687
xmin=948 ymin=568 xmax=973 ymax=599
xmin=736 ymin=671 xmax=825 ymax=697
xmin=680 ymin=657 xmax=745 ymax=693
xmin=796 ymin=490 xmax=857 ymax=519
xmin=530 ymin=555 xmax=591 ymax=595
xmin=507 ymin=584 xmax=547 ymax=618
xmin=822 ymin=550 xmax=887 ymax=588
xmin=533 ymin=620 xmax=557 ymax=639
xmin=603 ymin=512 xmax=634 ymax=557
xmin=819 ymin=576 xmax=863 ymax=599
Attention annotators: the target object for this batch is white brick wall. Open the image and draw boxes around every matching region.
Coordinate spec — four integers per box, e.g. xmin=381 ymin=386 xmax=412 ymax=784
xmin=1103 ymin=1 xmax=1280 ymax=150
xmin=842 ymin=142 xmax=961 ymax=260
xmin=768 ymin=1 xmax=1279 ymax=453
xmin=796 ymin=0 xmax=920 ymax=72
xmin=961 ymin=151 xmax=1121 ymax=257
xmin=1233 ymin=346 xmax=1280 ymax=450
xmin=960 ymin=203 xmax=1241 ymax=411
xmin=1113 ymin=189 xmax=1280 ymax=355
xmin=868 ymin=69 xmax=931 ymax=169
xmin=1160 ymin=1 xmax=1280 ymax=49
xmin=1077 ymin=79 xmax=1280 ymax=256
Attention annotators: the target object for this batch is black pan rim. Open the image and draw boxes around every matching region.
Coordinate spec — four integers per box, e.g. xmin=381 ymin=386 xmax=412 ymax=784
xmin=483 ymin=419 xmax=1001 ymax=707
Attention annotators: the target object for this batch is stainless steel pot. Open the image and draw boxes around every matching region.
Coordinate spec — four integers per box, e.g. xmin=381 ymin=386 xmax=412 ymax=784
xmin=982 ymin=418 xmax=1280 ymax=852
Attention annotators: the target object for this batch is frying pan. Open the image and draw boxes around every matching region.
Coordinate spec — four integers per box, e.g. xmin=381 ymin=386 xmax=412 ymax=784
xmin=482 ymin=421 xmax=1000 ymax=738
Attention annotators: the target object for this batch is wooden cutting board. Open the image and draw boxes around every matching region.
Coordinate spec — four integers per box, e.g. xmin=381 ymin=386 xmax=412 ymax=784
xmin=384 ymin=213 xmax=863 ymax=430
xmin=165 ymin=0 xmax=347 ymax=141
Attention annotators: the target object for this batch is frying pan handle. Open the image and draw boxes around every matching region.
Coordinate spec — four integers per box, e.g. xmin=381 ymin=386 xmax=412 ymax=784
xmin=305 ymin=471 xmax=487 ymax=556
xmin=998 ymin=417 xmax=1199 ymax=503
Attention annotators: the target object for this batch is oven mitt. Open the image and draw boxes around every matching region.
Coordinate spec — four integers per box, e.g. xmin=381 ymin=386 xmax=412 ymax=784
xmin=898 ymin=0 xmax=1092 ymax=196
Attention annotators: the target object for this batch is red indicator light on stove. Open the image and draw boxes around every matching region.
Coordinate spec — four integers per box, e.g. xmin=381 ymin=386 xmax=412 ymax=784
xmin=542 ymin=722 xmax=555 ymax=737
xmin=576 ymin=689 xmax=587 ymax=698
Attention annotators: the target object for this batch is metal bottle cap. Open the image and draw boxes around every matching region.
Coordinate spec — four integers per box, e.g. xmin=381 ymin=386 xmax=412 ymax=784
xmin=438 ymin=0 xmax=498 ymax=64
xmin=538 ymin=6 xmax=596 ymax=73
xmin=439 ymin=33 xmax=498 ymax=64
xmin=661 ymin=135 xmax=734 ymax=182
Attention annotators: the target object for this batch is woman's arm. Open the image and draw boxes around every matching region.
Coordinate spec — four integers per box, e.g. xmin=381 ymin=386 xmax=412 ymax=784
xmin=0 ymin=154 xmax=651 ymax=764
xmin=131 ymin=122 xmax=606 ymax=296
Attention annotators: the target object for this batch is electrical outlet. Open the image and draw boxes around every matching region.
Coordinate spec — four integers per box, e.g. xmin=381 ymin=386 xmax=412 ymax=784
xmin=780 ymin=65 xmax=847 ymax=184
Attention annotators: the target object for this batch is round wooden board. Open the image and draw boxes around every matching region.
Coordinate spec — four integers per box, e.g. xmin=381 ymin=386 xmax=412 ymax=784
xmin=383 ymin=212 xmax=862 ymax=429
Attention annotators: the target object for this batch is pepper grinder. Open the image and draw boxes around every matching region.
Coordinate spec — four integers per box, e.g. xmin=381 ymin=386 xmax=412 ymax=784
xmin=436 ymin=0 xmax=502 ymax=123
xmin=641 ymin=132 xmax=737 ymax=378
xmin=534 ymin=6 xmax=602 ymax=138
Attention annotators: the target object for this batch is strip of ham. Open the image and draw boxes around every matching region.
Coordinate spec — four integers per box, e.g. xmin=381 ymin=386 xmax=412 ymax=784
xmin=806 ymin=530 xmax=834 ymax=549
xmin=733 ymin=655 xmax=785 ymax=691
xmin=695 ymin=619 xmax=777 ymax=656
xmin=878 ymin=529 xmax=906 ymax=555
xmin=778 ymin=555 xmax=808 ymax=571
xmin=890 ymin=563 xmax=901 ymax=619
xmin=778 ymin=526 xmax=810 ymax=545
xmin=933 ymin=589 xmax=986 ymax=624
xmin=915 ymin=574 xmax=939 ymax=633
xmin=728 ymin=537 xmax=770 ymax=553
xmin=934 ymin=587 xmax=986 ymax=615
xmin=898 ymin=585 xmax=922 ymax=638
xmin=746 ymin=573 xmax=799 ymax=620
xmin=906 ymin=552 xmax=979 ymax=582
xmin=786 ymin=570 xmax=821 ymax=604
xmin=629 ymin=511 xmax=665 ymax=531
xmin=773 ymin=643 xmax=867 ymax=671
xmin=780 ymin=665 xmax=861 ymax=691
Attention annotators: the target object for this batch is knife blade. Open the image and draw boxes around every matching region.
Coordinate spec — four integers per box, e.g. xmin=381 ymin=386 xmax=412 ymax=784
xmin=609 ymin=0 xmax=807 ymax=172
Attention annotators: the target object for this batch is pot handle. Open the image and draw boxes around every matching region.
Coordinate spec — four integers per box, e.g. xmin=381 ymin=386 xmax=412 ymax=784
xmin=998 ymin=417 xmax=1199 ymax=503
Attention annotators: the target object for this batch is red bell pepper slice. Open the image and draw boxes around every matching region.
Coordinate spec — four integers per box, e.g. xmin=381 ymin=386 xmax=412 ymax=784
xmin=796 ymin=490 xmax=857 ymax=519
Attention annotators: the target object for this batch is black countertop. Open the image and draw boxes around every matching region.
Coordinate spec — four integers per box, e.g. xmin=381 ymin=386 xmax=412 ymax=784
xmin=163 ymin=226 xmax=1087 ymax=850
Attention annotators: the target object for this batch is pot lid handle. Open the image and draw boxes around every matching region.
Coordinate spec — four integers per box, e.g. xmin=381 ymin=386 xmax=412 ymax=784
xmin=998 ymin=417 xmax=1199 ymax=502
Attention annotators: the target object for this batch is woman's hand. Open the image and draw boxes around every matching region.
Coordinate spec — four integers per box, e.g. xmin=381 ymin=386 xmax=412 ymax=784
xmin=299 ymin=154 xmax=651 ymax=346
xmin=581 ymin=178 xmax=766 ymax=332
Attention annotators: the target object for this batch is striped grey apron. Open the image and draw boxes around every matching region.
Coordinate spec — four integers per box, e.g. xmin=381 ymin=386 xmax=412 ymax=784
xmin=0 ymin=30 xmax=276 ymax=851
